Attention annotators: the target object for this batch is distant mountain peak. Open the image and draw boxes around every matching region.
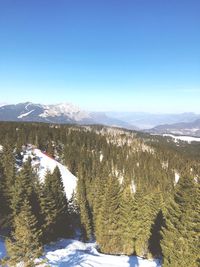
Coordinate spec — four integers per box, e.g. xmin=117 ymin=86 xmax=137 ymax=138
xmin=40 ymin=102 xmax=91 ymax=121
xmin=0 ymin=102 xmax=137 ymax=129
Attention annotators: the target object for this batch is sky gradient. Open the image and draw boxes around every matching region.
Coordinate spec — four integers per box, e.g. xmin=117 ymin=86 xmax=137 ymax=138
xmin=0 ymin=0 xmax=200 ymax=112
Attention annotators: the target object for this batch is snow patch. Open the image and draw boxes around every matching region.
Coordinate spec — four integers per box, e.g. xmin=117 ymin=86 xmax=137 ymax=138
xmin=100 ymin=153 xmax=103 ymax=162
xmin=174 ymin=172 xmax=180 ymax=185
xmin=18 ymin=110 xmax=35 ymax=119
xmin=131 ymin=180 xmax=136 ymax=194
xmin=163 ymin=134 xmax=200 ymax=143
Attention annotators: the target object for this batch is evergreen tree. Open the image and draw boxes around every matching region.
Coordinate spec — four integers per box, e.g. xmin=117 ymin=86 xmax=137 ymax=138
xmin=97 ymin=175 xmax=121 ymax=254
xmin=68 ymin=191 xmax=80 ymax=236
xmin=39 ymin=181 xmax=58 ymax=243
xmin=10 ymin=159 xmax=37 ymax=217
xmin=42 ymin=167 xmax=69 ymax=240
xmin=6 ymin=199 xmax=42 ymax=266
xmin=161 ymin=176 xmax=199 ymax=267
xmin=135 ymin=192 xmax=163 ymax=258
xmin=77 ymin=170 xmax=92 ymax=241
xmin=119 ymin=184 xmax=137 ymax=255
xmin=0 ymin=143 xmax=16 ymax=222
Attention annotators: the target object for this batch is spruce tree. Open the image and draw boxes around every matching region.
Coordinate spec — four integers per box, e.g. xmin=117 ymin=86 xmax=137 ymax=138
xmin=161 ymin=176 xmax=199 ymax=267
xmin=39 ymin=181 xmax=58 ymax=242
xmin=6 ymin=199 xmax=43 ymax=266
xmin=43 ymin=167 xmax=69 ymax=239
xmin=77 ymin=171 xmax=92 ymax=241
xmin=119 ymin=184 xmax=136 ymax=255
xmin=97 ymin=175 xmax=121 ymax=254
xmin=10 ymin=159 xmax=36 ymax=217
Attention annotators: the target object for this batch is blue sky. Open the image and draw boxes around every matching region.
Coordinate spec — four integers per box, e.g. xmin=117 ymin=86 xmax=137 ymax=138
xmin=0 ymin=0 xmax=200 ymax=112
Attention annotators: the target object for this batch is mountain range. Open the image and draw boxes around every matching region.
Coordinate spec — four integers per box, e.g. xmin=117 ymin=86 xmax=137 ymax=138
xmin=148 ymin=119 xmax=200 ymax=137
xmin=1 ymin=102 xmax=200 ymax=136
xmin=0 ymin=102 xmax=136 ymax=130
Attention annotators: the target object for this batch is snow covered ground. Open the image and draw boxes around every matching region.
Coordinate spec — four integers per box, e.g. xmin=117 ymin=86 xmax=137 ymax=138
xmin=33 ymin=149 xmax=77 ymax=200
xmin=39 ymin=239 xmax=161 ymax=267
xmin=22 ymin=146 xmax=77 ymax=200
xmin=163 ymin=134 xmax=200 ymax=143
xmin=0 ymin=238 xmax=162 ymax=267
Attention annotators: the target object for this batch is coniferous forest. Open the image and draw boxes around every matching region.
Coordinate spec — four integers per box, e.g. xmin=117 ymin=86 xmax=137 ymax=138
xmin=0 ymin=122 xmax=199 ymax=266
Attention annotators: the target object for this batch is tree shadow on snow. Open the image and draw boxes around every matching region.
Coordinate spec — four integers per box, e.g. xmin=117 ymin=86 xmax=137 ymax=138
xmin=128 ymin=256 xmax=139 ymax=267
xmin=57 ymin=250 xmax=94 ymax=267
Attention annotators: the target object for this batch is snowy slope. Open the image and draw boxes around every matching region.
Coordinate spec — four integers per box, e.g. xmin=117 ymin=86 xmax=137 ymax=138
xmin=163 ymin=134 xmax=200 ymax=143
xmin=39 ymin=239 xmax=161 ymax=267
xmin=18 ymin=109 xmax=35 ymax=118
xmin=33 ymin=149 xmax=77 ymax=200
xmin=22 ymin=147 xmax=77 ymax=200
xmin=39 ymin=103 xmax=91 ymax=121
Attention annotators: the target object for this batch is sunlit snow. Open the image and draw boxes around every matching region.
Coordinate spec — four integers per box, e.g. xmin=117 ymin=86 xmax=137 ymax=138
xmin=22 ymin=146 xmax=77 ymax=200
xmin=174 ymin=172 xmax=180 ymax=185
xmin=18 ymin=109 xmax=35 ymax=118
xmin=38 ymin=239 xmax=162 ymax=267
xmin=163 ymin=134 xmax=200 ymax=143
xmin=33 ymin=149 xmax=77 ymax=200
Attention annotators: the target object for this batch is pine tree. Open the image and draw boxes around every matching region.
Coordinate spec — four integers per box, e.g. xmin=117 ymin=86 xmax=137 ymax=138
xmin=97 ymin=175 xmax=121 ymax=254
xmin=42 ymin=167 xmax=69 ymax=240
xmin=134 ymin=191 xmax=163 ymax=258
xmin=119 ymin=184 xmax=136 ymax=255
xmin=0 ymin=143 xmax=16 ymax=222
xmin=6 ymin=199 xmax=43 ymax=266
xmin=39 ymin=181 xmax=58 ymax=243
xmin=10 ymin=159 xmax=37 ymax=217
xmin=68 ymin=191 xmax=80 ymax=236
xmin=161 ymin=176 xmax=199 ymax=267
xmin=77 ymin=171 xmax=92 ymax=241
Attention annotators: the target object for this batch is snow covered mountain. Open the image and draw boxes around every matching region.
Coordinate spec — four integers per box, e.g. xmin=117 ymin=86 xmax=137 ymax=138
xmin=149 ymin=119 xmax=200 ymax=137
xmin=0 ymin=102 xmax=136 ymax=129
xmin=0 ymin=102 xmax=92 ymax=124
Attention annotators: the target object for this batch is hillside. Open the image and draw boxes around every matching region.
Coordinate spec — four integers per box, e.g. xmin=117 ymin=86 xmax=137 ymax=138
xmin=0 ymin=122 xmax=199 ymax=267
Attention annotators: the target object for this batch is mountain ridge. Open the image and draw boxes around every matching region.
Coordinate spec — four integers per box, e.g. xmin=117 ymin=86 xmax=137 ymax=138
xmin=0 ymin=102 xmax=137 ymax=130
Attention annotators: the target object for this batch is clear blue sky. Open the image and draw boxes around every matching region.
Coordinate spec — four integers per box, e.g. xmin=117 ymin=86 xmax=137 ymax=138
xmin=0 ymin=0 xmax=200 ymax=112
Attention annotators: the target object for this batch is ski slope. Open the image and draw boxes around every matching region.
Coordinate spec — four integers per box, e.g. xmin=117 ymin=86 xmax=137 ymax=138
xmin=38 ymin=239 xmax=161 ymax=267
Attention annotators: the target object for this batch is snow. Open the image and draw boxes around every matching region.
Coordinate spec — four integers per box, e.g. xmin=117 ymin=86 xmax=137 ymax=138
xmin=0 ymin=238 xmax=162 ymax=266
xmin=131 ymin=180 xmax=136 ymax=194
xmin=163 ymin=134 xmax=200 ymax=143
xmin=33 ymin=149 xmax=77 ymax=200
xmin=18 ymin=109 xmax=35 ymax=118
xmin=174 ymin=172 xmax=180 ymax=185
xmin=39 ymin=103 xmax=91 ymax=121
xmin=38 ymin=239 xmax=161 ymax=267
xmin=0 ymin=238 xmax=6 ymax=260
xmin=22 ymin=146 xmax=77 ymax=200
xmin=25 ymin=102 xmax=31 ymax=110
xmin=100 ymin=153 xmax=103 ymax=162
